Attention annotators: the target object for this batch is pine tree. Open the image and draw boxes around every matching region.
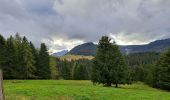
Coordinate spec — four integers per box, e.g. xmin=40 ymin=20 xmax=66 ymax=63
xmin=3 ymin=36 xmax=18 ymax=78
xmin=37 ymin=43 xmax=50 ymax=79
xmin=61 ymin=60 xmax=71 ymax=80
xmin=20 ymin=36 xmax=36 ymax=79
xmin=72 ymin=62 xmax=79 ymax=79
xmin=14 ymin=33 xmax=24 ymax=78
xmin=30 ymin=42 xmax=39 ymax=78
xmin=153 ymin=48 xmax=170 ymax=90
xmin=0 ymin=34 xmax=6 ymax=69
xmin=92 ymin=36 xmax=128 ymax=87
xmin=49 ymin=56 xmax=58 ymax=79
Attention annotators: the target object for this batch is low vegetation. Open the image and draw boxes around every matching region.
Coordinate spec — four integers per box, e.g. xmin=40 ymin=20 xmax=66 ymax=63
xmin=4 ymin=80 xmax=170 ymax=100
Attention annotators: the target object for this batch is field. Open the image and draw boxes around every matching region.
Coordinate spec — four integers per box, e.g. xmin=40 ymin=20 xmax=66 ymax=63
xmin=4 ymin=80 xmax=170 ymax=100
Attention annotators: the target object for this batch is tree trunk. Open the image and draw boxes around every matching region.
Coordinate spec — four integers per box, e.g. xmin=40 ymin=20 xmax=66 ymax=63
xmin=115 ymin=83 xmax=118 ymax=88
xmin=0 ymin=70 xmax=4 ymax=100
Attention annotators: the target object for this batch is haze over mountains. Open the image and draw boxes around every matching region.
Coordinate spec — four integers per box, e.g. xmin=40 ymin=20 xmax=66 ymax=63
xmin=52 ymin=50 xmax=68 ymax=57
xmin=64 ymin=38 xmax=170 ymax=56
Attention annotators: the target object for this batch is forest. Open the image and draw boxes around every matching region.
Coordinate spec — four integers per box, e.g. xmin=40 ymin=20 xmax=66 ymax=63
xmin=0 ymin=33 xmax=170 ymax=90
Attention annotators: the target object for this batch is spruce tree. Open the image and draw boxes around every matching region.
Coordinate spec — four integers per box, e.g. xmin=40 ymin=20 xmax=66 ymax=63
xmin=20 ymin=36 xmax=36 ymax=79
xmin=153 ymin=48 xmax=170 ymax=90
xmin=72 ymin=62 xmax=79 ymax=79
xmin=30 ymin=42 xmax=39 ymax=78
xmin=61 ymin=60 xmax=71 ymax=80
xmin=49 ymin=56 xmax=58 ymax=79
xmin=3 ymin=36 xmax=18 ymax=78
xmin=92 ymin=36 xmax=127 ymax=87
xmin=37 ymin=43 xmax=50 ymax=79
xmin=14 ymin=33 xmax=24 ymax=78
xmin=0 ymin=34 xmax=6 ymax=69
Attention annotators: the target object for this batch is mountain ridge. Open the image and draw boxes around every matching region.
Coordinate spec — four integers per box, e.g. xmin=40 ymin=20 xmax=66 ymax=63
xmin=52 ymin=50 xmax=68 ymax=57
xmin=67 ymin=38 xmax=170 ymax=56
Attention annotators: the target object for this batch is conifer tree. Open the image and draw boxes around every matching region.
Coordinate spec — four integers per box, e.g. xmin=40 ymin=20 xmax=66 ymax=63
xmin=29 ymin=42 xmax=39 ymax=78
xmin=20 ymin=36 xmax=36 ymax=79
xmin=49 ymin=56 xmax=58 ymax=79
xmin=72 ymin=62 xmax=79 ymax=79
xmin=92 ymin=36 xmax=128 ymax=87
xmin=37 ymin=43 xmax=50 ymax=79
xmin=0 ymin=34 xmax=6 ymax=69
xmin=61 ymin=60 xmax=71 ymax=80
xmin=153 ymin=48 xmax=170 ymax=90
xmin=3 ymin=36 xmax=18 ymax=78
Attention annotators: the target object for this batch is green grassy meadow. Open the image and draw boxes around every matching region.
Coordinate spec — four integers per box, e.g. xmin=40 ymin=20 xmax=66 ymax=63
xmin=4 ymin=80 xmax=170 ymax=100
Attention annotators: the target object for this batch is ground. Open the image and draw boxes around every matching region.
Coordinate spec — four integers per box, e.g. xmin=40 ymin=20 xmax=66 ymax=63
xmin=4 ymin=80 xmax=170 ymax=100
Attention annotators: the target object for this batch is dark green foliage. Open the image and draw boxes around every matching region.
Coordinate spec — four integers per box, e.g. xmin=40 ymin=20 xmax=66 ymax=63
xmin=49 ymin=56 xmax=59 ymax=79
xmin=92 ymin=36 xmax=128 ymax=87
xmin=37 ymin=43 xmax=50 ymax=79
xmin=128 ymin=64 xmax=155 ymax=84
xmin=58 ymin=60 xmax=72 ymax=80
xmin=153 ymin=49 xmax=170 ymax=90
xmin=125 ymin=52 xmax=160 ymax=66
xmin=73 ymin=62 xmax=88 ymax=80
xmin=0 ymin=34 xmax=6 ymax=69
xmin=57 ymin=58 xmax=92 ymax=80
xmin=20 ymin=36 xmax=36 ymax=79
xmin=3 ymin=36 xmax=18 ymax=78
xmin=125 ymin=52 xmax=160 ymax=84
xmin=0 ymin=33 xmax=51 ymax=79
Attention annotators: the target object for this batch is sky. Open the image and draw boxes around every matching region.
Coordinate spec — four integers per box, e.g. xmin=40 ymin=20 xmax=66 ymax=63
xmin=0 ymin=0 xmax=170 ymax=53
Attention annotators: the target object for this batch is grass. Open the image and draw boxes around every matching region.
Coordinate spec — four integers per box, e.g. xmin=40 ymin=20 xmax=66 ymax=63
xmin=4 ymin=80 xmax=170 ymax=100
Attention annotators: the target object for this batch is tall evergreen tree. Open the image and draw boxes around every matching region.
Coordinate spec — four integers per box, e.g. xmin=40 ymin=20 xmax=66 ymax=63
xmin=72 ymin=62 xmax=79 ymax=80
xmin=49 ymin=56 xmax=58 ymax=79
xmin=153 ymin=48 xmax=170 ymax=90
xmin=92 ymin=36 xmax=128 ymax=87
xmin=37 ymin=43 xmax=50 ymax=79
xmin=3 ymin=36 xmax=18 ymax=78
xmin=14 ymin=33 xmax=24 ymax=78
xmin=20 ymin=36 xmax=36 ymax=79
xmin=0 ymin=34 xmax=6 ymax=69
xmin=29 ymin=42 xmax=39 ymax=78
xmin=61 ymin=60 xmax=72 ymax=80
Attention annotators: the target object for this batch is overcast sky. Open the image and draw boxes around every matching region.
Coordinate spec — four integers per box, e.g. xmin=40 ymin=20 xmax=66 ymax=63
xmin=0 ymin=0 xmax=170 ymax=53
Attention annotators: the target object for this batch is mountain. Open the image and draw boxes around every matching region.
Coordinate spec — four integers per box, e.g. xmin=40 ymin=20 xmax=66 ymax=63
xmin=68 ymin=38 xmax=170 ymax=56
xmin=120 ymin=38 xmax=170 ymax=54
xmin=52 ymin=50 xmax=68 ymax=57
xmin=68 ymin=42 xmax=97 ymax=56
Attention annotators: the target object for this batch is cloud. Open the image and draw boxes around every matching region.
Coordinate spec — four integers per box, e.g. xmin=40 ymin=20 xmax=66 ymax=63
xmin=0 ymin=0 xmax=170 ymax=52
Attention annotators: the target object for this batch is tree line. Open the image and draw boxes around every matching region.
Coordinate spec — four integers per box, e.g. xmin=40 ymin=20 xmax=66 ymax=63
xmin=0 ymin=33 xmax=170 ymax=90
xmin=0 ymin=33 xmax=51 ymax=79
xmin=57 ymin=59 xmax=92 ymax=80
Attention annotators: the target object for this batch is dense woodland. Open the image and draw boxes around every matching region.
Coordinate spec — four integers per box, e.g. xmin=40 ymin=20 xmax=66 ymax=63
xmin=0 ymin=33 xmax=51 ymax=79
xmin=0 ymin=34 xmax=170 ymax=90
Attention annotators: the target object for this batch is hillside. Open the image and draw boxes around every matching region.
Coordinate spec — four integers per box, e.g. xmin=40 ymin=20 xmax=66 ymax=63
xmin=59 ymin=54 xmax=94 ymax=61
xmin=68 ymin=38 xmax=170 ymax=56
xmin=120 ymin=38 xmax=170 ymax=54
xmin=68 ymin=42 xmax=97 ymax=56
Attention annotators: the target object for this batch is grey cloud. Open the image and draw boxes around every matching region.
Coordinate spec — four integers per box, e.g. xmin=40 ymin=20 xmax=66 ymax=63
xmin=0 ymin=0 xmax=170 ymax=52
